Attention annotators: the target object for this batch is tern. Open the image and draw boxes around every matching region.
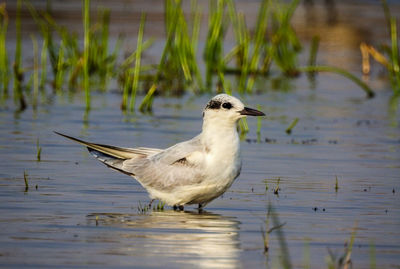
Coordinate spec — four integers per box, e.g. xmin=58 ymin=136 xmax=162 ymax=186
xmin=55 ymin=94 xmax=265 ymax=210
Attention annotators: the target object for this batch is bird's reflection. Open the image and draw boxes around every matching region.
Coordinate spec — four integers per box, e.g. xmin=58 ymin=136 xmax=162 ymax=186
xmin=86 ymin=210 xmax=241 ymax=268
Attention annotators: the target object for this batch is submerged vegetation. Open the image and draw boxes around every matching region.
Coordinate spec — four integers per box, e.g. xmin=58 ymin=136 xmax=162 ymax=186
xmin=23 ymin=170 xmax=29 ymax=192
xmin=0 ymin=0 xmax=384 ymax=113
xmin=36 ymin=138 xmax=42 ymax=161
xmin=263 ymin=204 xmax=362 ymax=269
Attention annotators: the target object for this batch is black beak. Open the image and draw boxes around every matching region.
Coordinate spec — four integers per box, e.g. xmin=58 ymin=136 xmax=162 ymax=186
xmin=239 ymin=107 xmax=265 ymax=116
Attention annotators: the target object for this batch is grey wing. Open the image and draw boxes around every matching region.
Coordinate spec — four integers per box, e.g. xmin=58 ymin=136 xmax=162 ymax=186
xmin=151 ymin=134 xmax=203 ymax=164
xmin=121 ymin=135 xmax=207 ymax=190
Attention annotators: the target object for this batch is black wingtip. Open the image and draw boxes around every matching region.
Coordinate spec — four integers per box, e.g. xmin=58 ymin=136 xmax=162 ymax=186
xmin=54 ymin=131 xmax=68 ymax=138
xmin=54 ymin=131 xmax=89 ymax=145
xmin=54 ymin=131 xmax=75 ymax=141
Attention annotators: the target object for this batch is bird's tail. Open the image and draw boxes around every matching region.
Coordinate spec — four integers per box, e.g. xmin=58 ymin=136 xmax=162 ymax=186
xmin=54 ymin=131 xmax=143 ymax=176
xmin=54 ymin=131 xmax=148 ymax=159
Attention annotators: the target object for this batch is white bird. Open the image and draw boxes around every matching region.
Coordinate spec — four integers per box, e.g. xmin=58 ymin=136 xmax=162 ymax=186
xmin=55 ymin=94 xmax=265 ymax=210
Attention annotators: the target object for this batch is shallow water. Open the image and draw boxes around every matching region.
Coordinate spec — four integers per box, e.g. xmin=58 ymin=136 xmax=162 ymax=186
xmin=1 ymin=0 xmax=400 ymax=268
xmin=1 ymin=83 xmax=399 ymax=268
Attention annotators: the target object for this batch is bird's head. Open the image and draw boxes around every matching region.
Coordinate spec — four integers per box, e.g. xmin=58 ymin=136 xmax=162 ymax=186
xmin=203 ymin=94 xmax=265 ymax=125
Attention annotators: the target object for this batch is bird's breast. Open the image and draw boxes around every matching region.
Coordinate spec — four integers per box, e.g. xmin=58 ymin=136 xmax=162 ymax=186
xmin=205 ymin=142 xmax=241 ymax=184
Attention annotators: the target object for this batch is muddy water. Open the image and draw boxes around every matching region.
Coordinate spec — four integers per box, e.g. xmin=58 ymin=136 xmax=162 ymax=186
xmin=1 ymin=0 xmax=400 ymax=268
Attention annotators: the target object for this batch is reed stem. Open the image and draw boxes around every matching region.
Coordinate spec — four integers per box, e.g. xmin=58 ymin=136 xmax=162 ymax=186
xmin=31 ymin=35 xmax=39 ymax=109
xmin=0 ymin=3 xmax=9 ymax=98
xmin=130 ymin=13 xmax=146 ymax=112
xmin=14 ymin=0 xmax=23 ymax=109
xmin=83 ymin=0 xmax=90 ymax=109
xmin=298 ymin=65 xmax=375 ymax=98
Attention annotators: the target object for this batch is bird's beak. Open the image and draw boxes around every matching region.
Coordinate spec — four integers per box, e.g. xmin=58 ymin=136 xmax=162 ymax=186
xmin=239 ymin=107 xmax=265 ymax=116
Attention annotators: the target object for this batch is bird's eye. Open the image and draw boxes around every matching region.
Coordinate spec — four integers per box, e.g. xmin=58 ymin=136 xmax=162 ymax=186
xmin=222 ymin=102 xmax=232 ymax=109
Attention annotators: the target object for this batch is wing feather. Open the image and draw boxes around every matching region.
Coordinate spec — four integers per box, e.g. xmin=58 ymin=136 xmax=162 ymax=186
xmin=152 ymin=135 xmax=203 ymax=164
xmin=121 ymin=135 xmax=206 ymax=190
xmin=55 ymin=131 xmax=161 ymax=159
xmin=56 ymin=131 xmax=206 ymax=190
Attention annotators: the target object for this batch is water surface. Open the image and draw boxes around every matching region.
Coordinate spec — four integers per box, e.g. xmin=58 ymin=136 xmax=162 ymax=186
xmin=1 ymin=0 xmax=400 ymax=268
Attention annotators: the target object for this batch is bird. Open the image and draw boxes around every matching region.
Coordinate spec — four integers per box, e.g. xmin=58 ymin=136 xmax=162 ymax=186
xmin=55 ymin=94 xmax=265 ymax=210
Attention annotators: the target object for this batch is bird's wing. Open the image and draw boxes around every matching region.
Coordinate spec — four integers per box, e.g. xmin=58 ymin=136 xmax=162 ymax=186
xmin=56 ymin=131 xmax=206 ymax=189
xmin=121 ymin=135 xmax=207 ymax=189
xmin=151 ymin=134 xmax=203 ymax=164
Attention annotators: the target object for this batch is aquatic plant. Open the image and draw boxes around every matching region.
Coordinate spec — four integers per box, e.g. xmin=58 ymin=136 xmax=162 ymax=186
xmin=262 ymin=204 xmax=291 ymax=268
xmin=23 ymin=170 xmax=29 ymax=192
xmin=14 ymin=0 xmax=26 ymax=111
xmin=121 ymin=13 xmax=146 ymax=112
xmin=306 ymin=35 xmax=320 ymax=84
xmin=256 ymin=105 xmax=263 ymax=142
xmin=140 ymin=0 xmax=204 ymax=112
xmin=1 ymin=0 xmax=377 ymax=113
xmin=269 ymin=0 xmax=301 ymax=77
xmin=335 ymin=176 xmax=339 ymax=192
xmin=262 ymin=204 xmax=362 ymax=269
xmin=285 ymin=117 xmax=299 ymax=135
xmin=36 ymin=138 xmax=42 ymax=161
xmin=153 ymin=200 xmax=165 ymax=211
xmin=25 ymin=0 xmax=121 ymax=106
xmin=326 ymin=224 xmax=357 ymax=269
xmin=204 ymin=0 xmax=227 ymax=89
xmin=83 ymin=0 xmax=90 ymax=108
xmin=369 ymin=242 xmax=376 ymax=269
xmin=273 ymin=177 xmax=280 ymax=195
xmin=360 ymin=0 xmax=399 ymax=94
xmin=31 ymin=35 xmax=39 ymax=108
xmin=39 ymin=33 xmax=48 ymax=90
xmin=0 ymin=3 xmax=9 ymax=99
xmin=137 ymin=201 xmax=150 ymax=214
xmin=261 ymin=204 xmax=287 ymax=254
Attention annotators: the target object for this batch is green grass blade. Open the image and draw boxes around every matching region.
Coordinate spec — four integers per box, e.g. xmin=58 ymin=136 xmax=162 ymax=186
xmin=246 ymin=0 xmax=269 ymax=93
xmin=99 ymin=8 xmax=110 ymax=91
xmin=54 ymin=40 xmax=65 ymax=91
xmin=24 ymin=170 xmax=29 ymax=192
xmin=238 ymin=117 xmax=249 ymax=139
xmin=39 ymin=37 xmax=48 ymax=90
xmin=285 ymin=117 xmax=299 ymax=134
xmin=0 ymin=3 xmax=9 ymax=98
xmin=139 ymin=83 xmax=157 ymax=113
xmin=14 ymin=0 xmax=23 ymax=108
xmin=31 ymin=34 xmax=39 ymax=109
xmin=298 ymin=65 xmax=375 ymax=98
xmin=369 ymin=241 xmax=376 ymax=269
xmin=121 ymin=68 xmax=132 ymax=111
xmin=120 ymin=39 xmax=154 ymax=69
xmin=36 ymin=138 xmax=41 ymax=161
xmin=308 ymin=35 xmax=320 ymax=67
xmin=390 ymin=17 xmax=400 ymax=91
xmin=269 ymin=203 xmax=292 ymax=269
xmin=217 ymin=69 xmax=231 ymax=95
xmin=380 ymin=0 xmax=392 ymax=29
xmin=83 ymin=0 xmax=90 ymax=109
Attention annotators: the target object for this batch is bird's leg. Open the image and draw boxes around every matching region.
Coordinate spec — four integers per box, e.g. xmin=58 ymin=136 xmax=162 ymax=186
xmin=173 ymin=205 xmax=184 ymax=211
xmin=198 ymin=203 xmax=204 ymax=213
